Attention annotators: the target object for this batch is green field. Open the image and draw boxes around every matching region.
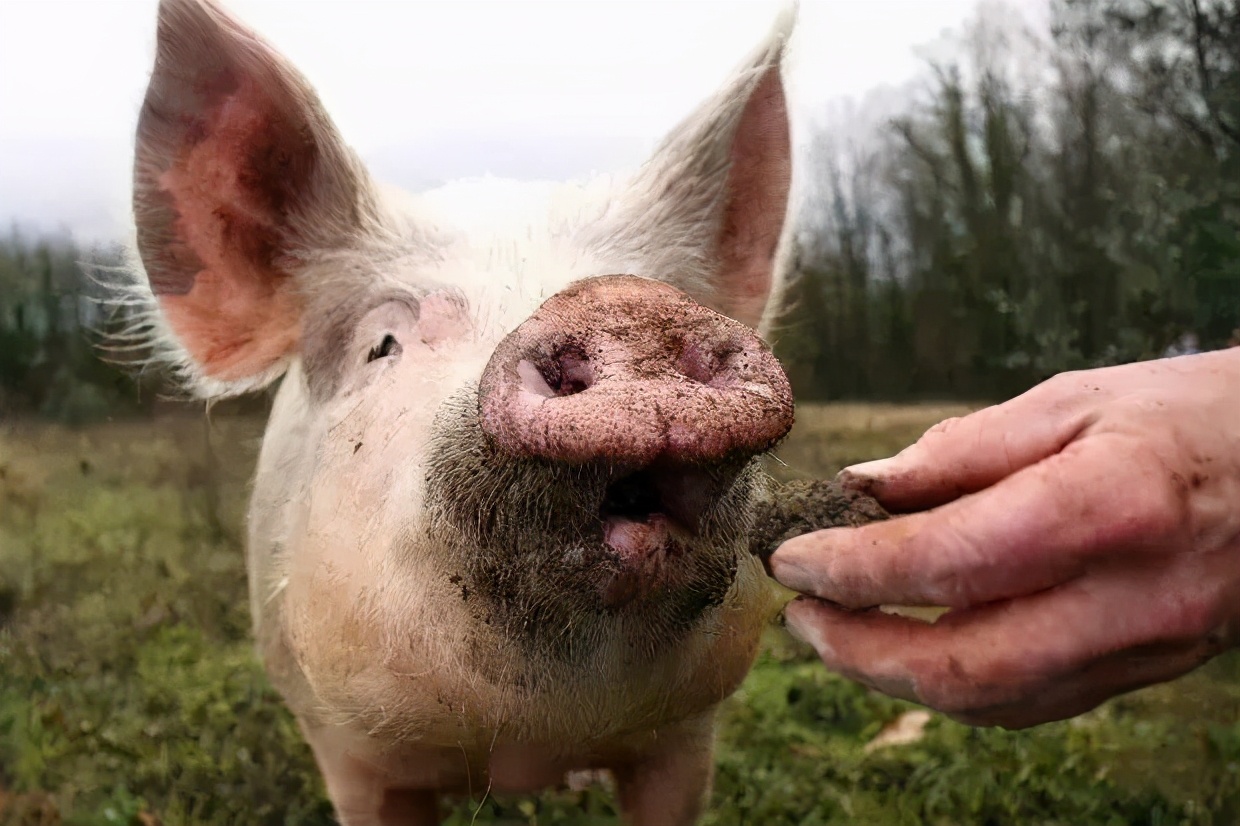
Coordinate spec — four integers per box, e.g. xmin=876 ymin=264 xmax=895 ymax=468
xmin=2 ymin=403 xmax=1238 ymax=825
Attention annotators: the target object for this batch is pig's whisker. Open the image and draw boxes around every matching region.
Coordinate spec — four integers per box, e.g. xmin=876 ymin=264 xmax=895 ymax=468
xmin=469 ymin=777 xmax=494 ymax=826
xmin=265 ymin=576 xmax=288 ymax=605
xmin=458 ymin=740 xmax=472 ymax=801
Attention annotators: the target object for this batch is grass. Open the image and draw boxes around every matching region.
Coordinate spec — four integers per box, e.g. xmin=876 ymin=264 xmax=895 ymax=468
xmin=1 ymin=403 xmax=1237 ymax=825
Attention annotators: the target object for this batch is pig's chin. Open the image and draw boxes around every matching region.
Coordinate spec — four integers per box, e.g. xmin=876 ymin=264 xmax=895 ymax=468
xmin=423 ymin=388 xmax=758 ymax=660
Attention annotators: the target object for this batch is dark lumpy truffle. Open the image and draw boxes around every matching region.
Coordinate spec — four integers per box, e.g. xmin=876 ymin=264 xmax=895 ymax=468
xmin=749 ymin=478 xmax=890 ymax=565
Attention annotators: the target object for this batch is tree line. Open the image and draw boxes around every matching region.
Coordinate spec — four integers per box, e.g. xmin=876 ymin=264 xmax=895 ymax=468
xmin=776 ymin=0 xmax=1240 ymax=401
xmin=0 ymin=230 xmax=155 ymax=422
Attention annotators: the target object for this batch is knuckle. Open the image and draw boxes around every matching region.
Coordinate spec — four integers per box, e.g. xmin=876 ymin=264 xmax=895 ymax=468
xmin=909 ymin=415 xmax=976 ymax=468
xmin=1031 ymin=368 xmax=1114 ymax=412
xmin=1108 ymin=464 xmax=1187 ymax=545
xmin=1039 ymin=370 xmax=1082 ymax=398
xmin=922 ymin=416 xmax=965 ymax=441
xmin=899 ymin=418 xmax=965 ymax=467
xmin=909 ymin=527 xmax=975 ymax=606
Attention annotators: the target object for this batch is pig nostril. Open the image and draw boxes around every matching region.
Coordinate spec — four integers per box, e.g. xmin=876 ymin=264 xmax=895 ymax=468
xmin=533 ymin=342 xmax=593 ymax=397
xmin=678 ymin=340 xmax=732 ymax=386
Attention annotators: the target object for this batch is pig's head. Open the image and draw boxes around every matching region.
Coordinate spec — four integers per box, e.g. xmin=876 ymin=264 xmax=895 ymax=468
xmin=127 ymin=0 xmax=797 ymax=688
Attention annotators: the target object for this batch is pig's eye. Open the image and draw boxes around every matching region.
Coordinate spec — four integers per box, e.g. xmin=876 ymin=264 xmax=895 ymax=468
xmin=367 ymin=333 xmax=401 ymax=363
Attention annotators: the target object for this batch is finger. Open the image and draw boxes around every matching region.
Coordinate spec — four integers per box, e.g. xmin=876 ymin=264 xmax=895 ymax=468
xmin=771 ymin=431 xmax=1182 ymax=609
xmin=957 ymin=640 xmax=1219 ymax=728
xmin=840 ymin=381 xmax=1094 ymax=512
xmin=782 ymin=556 xmax=1215 ymax=726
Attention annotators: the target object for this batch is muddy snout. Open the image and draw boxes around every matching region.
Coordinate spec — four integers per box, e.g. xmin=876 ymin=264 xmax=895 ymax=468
xmin=478 ymin=274 xmax=795 ymax=467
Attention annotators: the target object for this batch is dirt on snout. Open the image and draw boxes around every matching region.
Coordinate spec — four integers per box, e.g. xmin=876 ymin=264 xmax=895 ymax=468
xmin=749 ymin=477 xmax=890 ymax=566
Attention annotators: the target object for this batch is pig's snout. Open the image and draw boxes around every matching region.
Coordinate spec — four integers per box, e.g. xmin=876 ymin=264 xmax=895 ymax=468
xmin=478 ymin=275 xmax=794 ymax=466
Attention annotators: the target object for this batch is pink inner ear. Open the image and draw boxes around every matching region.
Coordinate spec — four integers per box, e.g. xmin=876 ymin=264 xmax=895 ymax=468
xmin=153 ymin=75 xmax=305 ymax=382
xmin=717 ymin=69 xmax=792 ymax=329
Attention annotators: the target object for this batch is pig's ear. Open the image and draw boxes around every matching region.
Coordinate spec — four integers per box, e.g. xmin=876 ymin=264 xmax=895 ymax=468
xmin=133 ymin=0 xmax=378 ymax=395
xmin=598 ymin=6 xmax=796 ymax=331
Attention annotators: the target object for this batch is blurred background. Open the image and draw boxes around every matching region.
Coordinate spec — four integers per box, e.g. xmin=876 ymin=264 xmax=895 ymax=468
xmin=2 ymin=1 xmax=1239 ymax=824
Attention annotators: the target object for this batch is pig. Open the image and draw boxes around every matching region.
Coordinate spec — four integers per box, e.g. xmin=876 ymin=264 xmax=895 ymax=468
xmin=124 ymin=0 xmax=800 ymax=822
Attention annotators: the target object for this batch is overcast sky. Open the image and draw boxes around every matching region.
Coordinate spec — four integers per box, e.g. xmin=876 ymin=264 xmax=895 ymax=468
xmin=0 ymin=0 xmax=1045 ymax=243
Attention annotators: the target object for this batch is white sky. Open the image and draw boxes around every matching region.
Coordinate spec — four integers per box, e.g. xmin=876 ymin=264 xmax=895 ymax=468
xmin=0 ymin=0 xmax=1045 ymax=242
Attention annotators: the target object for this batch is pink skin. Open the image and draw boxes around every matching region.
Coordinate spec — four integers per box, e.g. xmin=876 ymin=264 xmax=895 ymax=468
xmin=478 ymin=275 xmax=794 ymax=467
xmin=770 ymin=349 xmax=1240 ymax=729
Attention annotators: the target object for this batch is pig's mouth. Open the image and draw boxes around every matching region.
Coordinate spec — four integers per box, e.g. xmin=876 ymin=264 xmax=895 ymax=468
xmin=599 ymin=464 xmax=713 ymax=536
xmin=425 ymin=389 xmax=758 ymax=659
xmin=596 ymin=463 xmax=726 ymax=609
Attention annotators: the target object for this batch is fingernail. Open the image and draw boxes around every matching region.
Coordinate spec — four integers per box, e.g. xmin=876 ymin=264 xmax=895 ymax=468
xmin=782 ymin=598 xmax=811 ymax=644
xmin=783 ymin=599 xmax=839 ymax=663
xmin=768 ymin=535 xmax=828 ymax=594
xmin=838 ymin=459 xmax=896 ymax=489
xmin=771 ymin=559 xmax=812 ymax=595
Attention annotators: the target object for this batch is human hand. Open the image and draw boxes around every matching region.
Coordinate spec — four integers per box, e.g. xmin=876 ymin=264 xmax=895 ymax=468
xmin=769 ymin=350 xmax=1240 ymax=728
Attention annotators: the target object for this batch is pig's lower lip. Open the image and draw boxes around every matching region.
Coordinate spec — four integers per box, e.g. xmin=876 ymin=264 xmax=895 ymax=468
xmin=602 ymin=514 xmax=680 ymax=561
xmin=599 ymin=514 xmax=682 ymax=609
